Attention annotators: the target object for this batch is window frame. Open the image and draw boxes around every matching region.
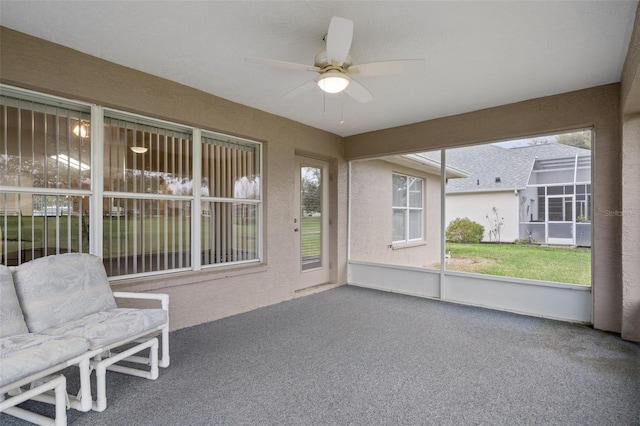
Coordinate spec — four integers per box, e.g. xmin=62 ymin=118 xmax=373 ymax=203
xmin=1 ymin=85 xmax=263 ymax=280
xmin=392 ymin=172 xmax=425 ymax=244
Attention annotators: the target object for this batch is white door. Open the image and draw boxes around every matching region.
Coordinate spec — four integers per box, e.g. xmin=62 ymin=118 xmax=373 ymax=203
xmin=293 ymin=156 xmax=330 ymax=290
xmin=546 ymin=194 xmax=575 ymax=245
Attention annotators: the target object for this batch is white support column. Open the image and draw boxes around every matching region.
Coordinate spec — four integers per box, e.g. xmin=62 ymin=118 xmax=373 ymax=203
xmin=192 ymin=128 xmax=202 ymax=271
xmin=90 ymin=105 xmax=104 ymax=257
xmin=440 ymin=149 xmax=447 ymax=301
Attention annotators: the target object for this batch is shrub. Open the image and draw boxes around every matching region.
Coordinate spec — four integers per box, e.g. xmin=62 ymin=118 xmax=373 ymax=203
xmin=446 ymin=217 xmax=485 ymax=243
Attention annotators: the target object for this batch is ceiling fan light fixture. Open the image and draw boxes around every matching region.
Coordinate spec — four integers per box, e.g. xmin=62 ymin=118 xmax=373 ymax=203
xmin=316 ymin=72 xmax=349 ymax=94
xmin=130 ymin=146 xmax=148 ymax=154
xmin=73 ymin=122 xmax=89 ymax=138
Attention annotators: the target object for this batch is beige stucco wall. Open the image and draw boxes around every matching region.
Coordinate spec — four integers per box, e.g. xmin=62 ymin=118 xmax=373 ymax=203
xmin=345 ymin=84 xmax=624 ymax=336
xmin=446 ymin=191 xmax=519 ymax=243
xmin=620 ymin=2 xmax=640 ymax=344
xmin=0 ymin=27 xmax=348 ymax=331
xmin=620 ymin=3 xmax=640 ymax=342
xmin=621 ymin=115 xmax=640 ymax=341
xmin=350 ymin=159 xmax=441 ymax=268
xmin=621 ymin=4 xmax=640 ymax=117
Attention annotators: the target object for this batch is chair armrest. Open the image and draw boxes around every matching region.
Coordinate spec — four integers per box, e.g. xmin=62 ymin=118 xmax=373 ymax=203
xmin=112 ymin=292 xmax=169 ymax=311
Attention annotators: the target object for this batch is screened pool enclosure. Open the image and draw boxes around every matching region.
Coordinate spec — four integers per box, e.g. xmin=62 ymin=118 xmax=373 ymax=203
xmin=519 ymin=155 xmax=591 ymax=247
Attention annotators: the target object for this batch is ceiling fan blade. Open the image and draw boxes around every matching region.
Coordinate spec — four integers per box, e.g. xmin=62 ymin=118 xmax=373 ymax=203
xmin=344 ymin=78 xmax=373 ymax=103
xmin=326 ymin=16 xmax=353 ymax=66
xmin=245 ymin=57 xmax=320 ymax=72
xmin=348 ymin=59 xmax=425 ymax=76
xmin=282 ymin=80 xmax=317 ymax=100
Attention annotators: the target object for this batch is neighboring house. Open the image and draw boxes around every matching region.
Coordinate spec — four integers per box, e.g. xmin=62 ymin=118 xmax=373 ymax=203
xmin=350 ymin=154 xmax=467 ymax=268
xmin=430 ymin=142 xmax=592 ymax=246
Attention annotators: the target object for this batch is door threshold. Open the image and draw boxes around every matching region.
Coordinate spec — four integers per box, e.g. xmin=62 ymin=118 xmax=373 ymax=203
xmin=295 ymin=282 xmax=342 ymax=297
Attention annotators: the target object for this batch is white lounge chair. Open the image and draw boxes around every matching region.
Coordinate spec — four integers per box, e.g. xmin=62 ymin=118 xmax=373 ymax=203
xmin=11 ymin=253 xmax=170 ymax=412
xmin=0 ymin=265 xmax=91 ymax=425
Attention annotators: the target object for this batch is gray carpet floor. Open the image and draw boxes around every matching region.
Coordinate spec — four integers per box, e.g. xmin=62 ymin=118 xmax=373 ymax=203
xmin=3 ymin=285 xmax=639 ymax=425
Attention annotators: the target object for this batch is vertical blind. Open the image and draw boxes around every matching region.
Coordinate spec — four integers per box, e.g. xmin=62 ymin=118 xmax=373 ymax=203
xmin=102 ymin=115 xmax=193 ymax=276
xmin=1 ymin=94 xmax=91 ymax=265
xmin=1 ymin=86 xmax=262 ymax=276
xmin=201 ymin=134 xmax=260 ymax=266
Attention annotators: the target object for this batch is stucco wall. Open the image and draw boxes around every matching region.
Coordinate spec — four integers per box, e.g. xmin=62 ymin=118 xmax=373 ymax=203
xmin=345 ymin=84 xmax=623 ymax=336
xmin=621 ymin=4 xmax=640 ymax=116
xmin=621 ymin=115 xmax=640 ymax=341
xmin=446 ymin=191 xmax=519 ymax=243
xmin=620 ymin=2 xmax=640 ymax=344
xmin=0 ymin=27 xmax=348 ymax=331
xmin=350 ymin=160 xmax=441 ymax=268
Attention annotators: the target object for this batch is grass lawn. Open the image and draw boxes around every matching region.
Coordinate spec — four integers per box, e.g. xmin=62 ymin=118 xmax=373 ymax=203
xmin=445 ymin=243 xmax=591 ymax=286
xmin=301 ymin=216 xmax=321 ymax=257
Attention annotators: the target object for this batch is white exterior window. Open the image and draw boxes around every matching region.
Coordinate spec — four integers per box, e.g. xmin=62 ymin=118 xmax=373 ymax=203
xmin=102 ymin=113 xmax=195 ymax=276
xmin=0 ymin=89 xmax=92 ymax=263
xmin=392 ymin=173 xmax=424 ymax=243
xmin=1 ymin=86 xmax=262 ymax=278
xmin=200 ymin=133 xmax=261 ymax=267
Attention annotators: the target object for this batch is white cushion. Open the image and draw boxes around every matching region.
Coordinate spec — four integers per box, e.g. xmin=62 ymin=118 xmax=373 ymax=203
xmin=0 ymin=334 xmax=89 ymax=387
xmin=41 ymin=308 xmax=168 ymax=350
xmin=0 ymin=265 xmax=28 ymax=338
xmin=13 ymin=253 xmax=117 ymax=333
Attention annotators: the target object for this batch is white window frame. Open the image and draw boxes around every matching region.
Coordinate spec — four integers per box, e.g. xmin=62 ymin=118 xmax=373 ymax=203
xmin=198 ymin=130 xmax=263 ymax=270
xmin=0 ymin=85 xmax=263 ymax=279
xmin=392 ymin=172 xmax=424 ymax=244
xmin=0 ymin=86 xmax=93 ymax=261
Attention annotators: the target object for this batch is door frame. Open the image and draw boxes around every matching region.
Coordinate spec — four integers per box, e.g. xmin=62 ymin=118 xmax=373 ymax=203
xmin=294 ymin=156 xmax=330 ymax=290
xmin=545 ymin=194 xmax=575 ymax=245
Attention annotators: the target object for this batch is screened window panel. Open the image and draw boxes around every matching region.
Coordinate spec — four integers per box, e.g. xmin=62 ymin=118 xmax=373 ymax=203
xmin=548 ymin=186 xmax=563 ymax=195
xmin=564 ymin=199 xmax=573 ymax=221
xmin=548 ymin=198 xmax=563 ymax=221
xmin=576 ymin=168 xmax=590 ymax=182
xmin=103 ymin=197 xmax=191 ymax=276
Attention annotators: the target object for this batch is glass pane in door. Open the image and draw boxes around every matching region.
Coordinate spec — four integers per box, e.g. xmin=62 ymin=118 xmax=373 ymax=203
xmin=300 ymin=166 xmax=322 ymax=270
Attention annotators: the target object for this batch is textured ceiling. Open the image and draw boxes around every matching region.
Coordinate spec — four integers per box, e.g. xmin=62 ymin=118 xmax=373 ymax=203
xmin=0 ymin=1 xmax=637 ymax=137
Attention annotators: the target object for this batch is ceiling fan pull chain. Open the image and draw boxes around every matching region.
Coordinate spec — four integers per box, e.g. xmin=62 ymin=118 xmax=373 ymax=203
xmin=323 ymin=90 xmax=327 ymax=116
xmin=340 ymin=92 xmax=345 ymax=124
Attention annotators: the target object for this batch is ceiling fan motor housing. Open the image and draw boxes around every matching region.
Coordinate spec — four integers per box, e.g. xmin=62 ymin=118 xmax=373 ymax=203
xmin=314 ymin=51 xmax=353 ymax=71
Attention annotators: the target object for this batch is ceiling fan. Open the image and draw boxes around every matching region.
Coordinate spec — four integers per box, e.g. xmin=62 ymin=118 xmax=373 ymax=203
xmin=245 ymin=16 xmax=424 ymax=103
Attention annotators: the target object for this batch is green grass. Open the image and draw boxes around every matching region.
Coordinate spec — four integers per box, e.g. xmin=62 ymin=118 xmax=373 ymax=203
xmin=445 ymin=243 xmax=591 ymax=285
xmin=301 ymin=216 xmax=321 ymax=257
xmin=1 ymin=215 xmax=258 ymax=259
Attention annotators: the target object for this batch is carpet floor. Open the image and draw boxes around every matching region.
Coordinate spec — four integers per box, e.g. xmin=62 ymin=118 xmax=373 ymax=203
xmin=3 ymin=285 xmax=639 ymax=425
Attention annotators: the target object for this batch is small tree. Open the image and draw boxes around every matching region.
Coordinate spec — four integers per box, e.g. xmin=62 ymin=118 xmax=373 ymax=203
xmin=446 ymin=217 xmax=485 ymax=243
xmin=486 ymin=207 xmax=504 ymax=243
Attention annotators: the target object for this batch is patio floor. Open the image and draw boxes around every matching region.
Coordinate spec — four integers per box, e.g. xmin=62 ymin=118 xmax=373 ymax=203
xmin=3 ymin=285 xmax=639 ymax=425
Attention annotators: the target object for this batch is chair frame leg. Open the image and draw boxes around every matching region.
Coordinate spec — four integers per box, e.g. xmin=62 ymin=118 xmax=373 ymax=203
xmin=1 ymin=374 xmax=68 ymax=426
